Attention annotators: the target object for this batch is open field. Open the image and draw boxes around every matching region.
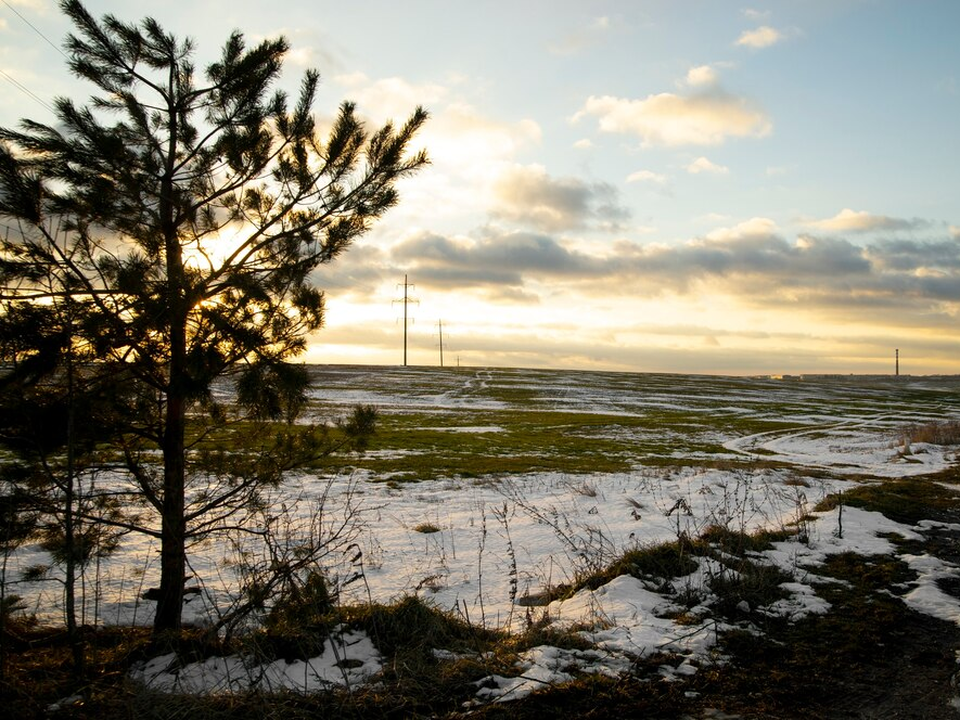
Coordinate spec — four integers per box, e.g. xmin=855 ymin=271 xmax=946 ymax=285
xmin=6 ymin=365 xmax=960 ymax=716
xmin=304 ymin=365 xmax=960 ymax=479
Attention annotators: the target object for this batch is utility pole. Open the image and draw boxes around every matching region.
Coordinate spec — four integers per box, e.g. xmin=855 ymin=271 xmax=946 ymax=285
xmin=438 ymin=319 xmax=445 ymax=367
xmin=394 ymin=275 xmax=417 ymax=366
xmin=895 ymin=348 xmax=899 ymax=377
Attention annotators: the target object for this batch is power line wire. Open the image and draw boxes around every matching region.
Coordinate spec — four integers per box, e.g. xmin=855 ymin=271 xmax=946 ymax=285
xmin=0 ymin=67 xmax=56 ymax=114
xmin=1 ymin=0 xmax=69 ymax=59
xmin=0 ymin=0 xmax=67 ymax=115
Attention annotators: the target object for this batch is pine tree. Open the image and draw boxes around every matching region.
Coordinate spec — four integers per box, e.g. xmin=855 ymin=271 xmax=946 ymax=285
xmin=0 ymin=0 xmax=427 ymax=633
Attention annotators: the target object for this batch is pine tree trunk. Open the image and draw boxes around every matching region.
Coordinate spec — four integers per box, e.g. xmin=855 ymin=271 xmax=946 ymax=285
xmin=154 ymin=269 xmax=188 ymax=633
xmin=153 ymin=94 xmax=187 ymax=633
xmin=154 ymin=279 xmax=188 ymax=632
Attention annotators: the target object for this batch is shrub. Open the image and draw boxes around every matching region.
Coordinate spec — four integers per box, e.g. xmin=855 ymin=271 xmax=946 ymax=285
xmin=899 ymin=420 xmax=960 ymax=447
xmin=260 ymin=572 xmax=335 ymax=660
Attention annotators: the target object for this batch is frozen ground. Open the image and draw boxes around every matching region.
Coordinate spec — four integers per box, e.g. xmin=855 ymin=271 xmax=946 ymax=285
xmin=8 ymin=366 xmax=960 ymax=703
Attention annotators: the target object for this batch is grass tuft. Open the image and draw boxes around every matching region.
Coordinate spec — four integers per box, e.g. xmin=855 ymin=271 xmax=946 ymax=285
xmin=413 ymin=522 xmax=441 ymax=534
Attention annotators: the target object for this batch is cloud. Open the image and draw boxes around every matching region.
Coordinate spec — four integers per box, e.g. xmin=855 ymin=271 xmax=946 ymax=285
xmin=703 ymin=217 xmax=780 ymax=243
xmin=865 ymin=238 xmax=960 ymax=273
xmin=574 ymin=90 xmax=771 ymax=147
xmin=424 ymin=103 xmax=541 ymax=166
xmin=686 ymin=156 xmax=729 ymax=175
xmin=736 ymin=26 xmax=783 ymax=49
xmin=332 ymin=209 xmax=960 ymax=333
xmin=490 ymin=164 xmax=630 ymax=232
xmin=573 ymin=138 xmax=594 ymax=149
xmin=595 ymin=223 xmax=881 ymax=305
xmin=366 ymin=96 xmax=541 ymax=229
xmin=334 ymin=73 xmax=448 ymax=122
xmin=311 ymin=243 xmax=390 ymax=296
xmin=615 ymin=226 xmax=960 ymax=310
xmin=607 ymin=228 xmax=879 ymax=304
xmin=626 ymin=170 xmax=667 ymax=185
xmin=806 ymin=208 xmax=930 ymax=233
xmin=389 ymin=229 xmax=606 ymax=295
xmin=685 ymin=65 xmax=718 ymax=87
xmin=284 ymin=46 xmax=318 ymax=68
xmin=386 ymin=217 xmax=874 ymax=298
xmin=950 ymin=225 xmax=960 ymax=239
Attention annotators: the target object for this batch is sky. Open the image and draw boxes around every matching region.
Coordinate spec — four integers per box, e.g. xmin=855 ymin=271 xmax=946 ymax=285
xmin=2 ymin=0 xmax=959 ymax=376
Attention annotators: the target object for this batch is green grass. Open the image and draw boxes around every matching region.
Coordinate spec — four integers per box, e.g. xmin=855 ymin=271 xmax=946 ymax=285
xmin=571 ymin=539 xmax=702 ymax=594
xmin=315 ymin=405 xmax=816 ymax=481
xmin=815 ymin=476 xmax=960 ymax=525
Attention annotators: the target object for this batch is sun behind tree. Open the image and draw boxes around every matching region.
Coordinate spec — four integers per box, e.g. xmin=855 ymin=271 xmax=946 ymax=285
xmin=0 ymin=0 xmax=428 ymax=633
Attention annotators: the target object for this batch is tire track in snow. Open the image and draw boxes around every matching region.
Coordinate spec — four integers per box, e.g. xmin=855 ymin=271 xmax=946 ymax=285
xmin=723 ymin=412 xmax=904 ymax=473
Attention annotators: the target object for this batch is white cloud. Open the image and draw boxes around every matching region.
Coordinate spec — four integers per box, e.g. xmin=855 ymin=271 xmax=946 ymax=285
xmin=574 ymin=91 xmax=771 ymax=147
xmin=736 ymin=26 xmax=783 ymax=49
xmin=626 ymin=169 xmax=667 ymax=184
xmin=807 ymin=208 xmax=927 ymax=233
xmin=333 ymin=74 xmax=448 ymax=121
xmin=703 ymin=217 xmax=780 ymax=243
xmin=285 ymin=46 xmax=315 ymax=68
xmin=573 ymin=138 xmax=594 ymax=149
xmin=950 ymin=225 xmax=960 ymax=239
xmin=685 ymin=65 xmax=718 ymax=87
xmin=687 ymin=156 xmax=729 ymax=175
xmin=405 ymin=102 xmax=541 ymax=184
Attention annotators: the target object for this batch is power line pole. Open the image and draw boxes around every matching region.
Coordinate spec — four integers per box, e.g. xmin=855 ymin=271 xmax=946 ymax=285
xmin=438 ymin=319 xmax=445 ymax=367
xmin=404 ymin=275 xmax=409 ymax=366
xmin=895 ymin=348 xmax=899 ymax=377
xmin=394 ymin=275 xmax=417 ymax=366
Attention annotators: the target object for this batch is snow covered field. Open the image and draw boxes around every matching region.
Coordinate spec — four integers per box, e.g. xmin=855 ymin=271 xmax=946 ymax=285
xmin=9 ymin=366 xmax=960 ymax=701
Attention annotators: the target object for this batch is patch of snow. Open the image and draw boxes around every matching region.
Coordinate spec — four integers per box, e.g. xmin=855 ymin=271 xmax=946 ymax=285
xmin=900 ymin=554 xmax=960 ymax=626
xmin=130 ymin=627 xmax=381 ymax=694
xmin=546 ymin=573 xmax=721 ymax=671
xmin=472 ymin=645 xmax=631 ymax=704
xmin=760 ymin=582 xmax=832 ymax=619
